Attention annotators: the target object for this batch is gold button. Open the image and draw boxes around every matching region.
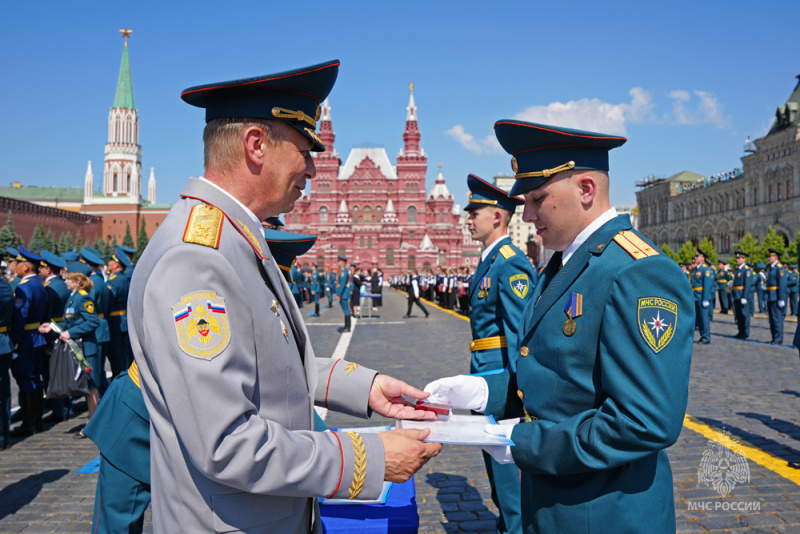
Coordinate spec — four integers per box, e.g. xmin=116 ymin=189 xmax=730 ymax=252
xmin=517 ymin=390 xmax=524 ymax=400
xmin=520 ymin=346 xmax=529 ymax=357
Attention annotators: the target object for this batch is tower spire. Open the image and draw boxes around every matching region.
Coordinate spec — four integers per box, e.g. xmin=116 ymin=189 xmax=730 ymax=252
xmin=113 ymin=28 xmax=135 ymax=109
xmin=402 ymin=82 xmax=421 ymax=154
xmin=318 ymin=97 xmax=335 ymax=151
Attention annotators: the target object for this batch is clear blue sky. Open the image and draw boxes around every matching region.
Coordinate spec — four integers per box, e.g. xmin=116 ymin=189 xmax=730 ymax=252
xmin=1 ymin=1 xmax=798 ymax=209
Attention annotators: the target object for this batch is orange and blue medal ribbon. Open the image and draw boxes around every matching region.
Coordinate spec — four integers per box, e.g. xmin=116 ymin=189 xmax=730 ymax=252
xmin=563 ymin=293 xmax=582 ymax=336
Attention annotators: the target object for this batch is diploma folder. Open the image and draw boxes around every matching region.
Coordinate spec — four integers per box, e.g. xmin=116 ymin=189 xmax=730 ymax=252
xmin=396 ymin=414 xmax=514 ymax=447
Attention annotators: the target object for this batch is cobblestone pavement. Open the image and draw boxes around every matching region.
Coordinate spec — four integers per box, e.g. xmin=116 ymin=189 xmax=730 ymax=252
xmin=1 ymin=290 xmax=799 ymax=533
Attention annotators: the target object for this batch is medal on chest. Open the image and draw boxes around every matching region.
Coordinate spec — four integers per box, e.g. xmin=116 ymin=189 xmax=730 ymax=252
xmin=563 ymin=293 xmax=582 ymax=337
xmin=478 ymin=277 xmax=491 ymax=299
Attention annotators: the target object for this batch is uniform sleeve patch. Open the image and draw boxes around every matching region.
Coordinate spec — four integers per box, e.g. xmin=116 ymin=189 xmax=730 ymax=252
xmin=509 ymin=273 xmax=530 ymax=298
xmin=638 ymin=297 xmax=677 ymax=354
xmin=499 ymin=245 xmax=516 ymax=259
xmin=84 ymin=301 xmax=94 ymax=314
xmin=172 ymin=291 xmax=231 ymax=360
xmin=613 ymin=231 xmax=659 ymax=260
xmin=183 ymin=204 xmax=224 ymax=249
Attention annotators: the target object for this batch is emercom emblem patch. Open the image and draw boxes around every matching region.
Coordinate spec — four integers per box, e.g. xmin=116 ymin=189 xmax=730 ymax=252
xmin=173 ymin=291 xmax=231 ymax=360
xmin=638 ymin=297 xmax=677 ymax=354
xmin=510 ymin=274 xmax=530 ymax=299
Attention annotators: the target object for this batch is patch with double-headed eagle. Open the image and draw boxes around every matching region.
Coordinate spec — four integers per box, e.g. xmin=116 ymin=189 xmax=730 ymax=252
xmin=172 ymin=291 xmax=231 ymax=360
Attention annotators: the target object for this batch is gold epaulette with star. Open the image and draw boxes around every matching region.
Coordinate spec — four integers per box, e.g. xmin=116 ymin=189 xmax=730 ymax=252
xmin=499 ymin=245 xmax=516 ymax=259
xmin=183 ymin=204 xmax=224 ymax=249
xmin=79 ymin=289 xmax=88 ymax=296
xmin=613 ymin=230 xmax=660 ymax=260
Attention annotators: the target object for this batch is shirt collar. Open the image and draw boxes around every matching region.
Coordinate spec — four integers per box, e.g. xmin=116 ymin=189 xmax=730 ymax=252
xmin=22 ymin=274 xmax=37 ymax=281
xmin=199 ymin=176 xmax=262 ymax=228
xmin=481 ymin=235 xmax=508 ymax=262
xmin=562 ymin=208 xmax=618 ymax=266
xmin=770 ymin=260 xmax=778 ymax=268
xmin=46 ymin=275 xmax=59 ymax=282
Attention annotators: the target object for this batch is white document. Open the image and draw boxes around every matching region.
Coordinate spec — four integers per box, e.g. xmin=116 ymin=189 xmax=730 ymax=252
xmin=396 ymin=414 xmax=514 ymax=446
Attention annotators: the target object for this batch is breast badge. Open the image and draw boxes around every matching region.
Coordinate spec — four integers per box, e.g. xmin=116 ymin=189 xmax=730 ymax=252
xmin=638 ymin=297 xmax=677 ymax=354
xmin=173 ymin=291 xmax=231 ymax=360
xmin=510 ymin=274 xmax=530 ymax=299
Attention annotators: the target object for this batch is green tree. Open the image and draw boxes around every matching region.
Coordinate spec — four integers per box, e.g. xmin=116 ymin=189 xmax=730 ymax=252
xmin=27 ymin=224 xmax=48 ymax=253
xmin=44 ymin=228 xmax=56 ymax=253
xmin=660 ymin=243 xmax=679 ymax=263
xmin=697 ymin=237 xmax=718 ymax=265
xmin=760 ymin=226 xmax=786 ymax=260
xmin=75 ymin=232 xmax=83 ymax=250
xmin=782 ymin=231 xmax=799 ymax=267
xmin=58 ymin=231 xmax=74 ymax=253
xmin=732 ymin=233 xmax=762 ymax=266
xmin=677 ymin=241 xmax=697 ymax=264
xmin=93 ymin=238 xmax=110 ymax=262
xmin=122 ymin=223 xmax=135 ymax=248
xmin=0 ymin=210 xmax=23 ymax=251
xmin=134 ymin=219 xmax=148 ymax=263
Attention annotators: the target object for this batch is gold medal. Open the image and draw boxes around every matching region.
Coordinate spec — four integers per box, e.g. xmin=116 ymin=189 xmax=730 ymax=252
xmin=563 ymin=317 xmax=577 ymax=337
xmin=478 ymin=289 xmax=486 ymax=299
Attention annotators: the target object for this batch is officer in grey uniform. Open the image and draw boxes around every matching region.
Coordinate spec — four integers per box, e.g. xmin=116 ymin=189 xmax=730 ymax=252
xmin=129 ymin=60 xmax=440 ymax=533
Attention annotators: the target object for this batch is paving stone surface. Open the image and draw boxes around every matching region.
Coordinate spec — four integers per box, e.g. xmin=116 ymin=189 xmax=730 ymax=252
xmin=1 ymin=291 xmax=799 ymax=533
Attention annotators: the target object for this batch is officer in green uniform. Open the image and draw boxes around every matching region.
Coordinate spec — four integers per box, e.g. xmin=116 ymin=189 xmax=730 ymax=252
xmin=336 ymin=255 xmax=351 ymax=332
xmin=81 ymin=249 xmax=112 ymax=395
xmin=84 ymin=230 xmax=319 ymax=534
xmin=0 ymin=277 xmax=14 ymax=449
xmin=691 ymin=249 xmax=715 ymax=344
xmin=463 ymin=174 xmax=536 ymax=534
xmin=788 ymin=264 xmax=798 ymax=317
xmin=426 ymin=120 xmax=692 ymax=534
xmin=766 ymin=248 xmax=788 ymax=344
xmin=6 ymin=248 xmax=20 ymax=290
xmin=39 ymin=250 xmax=72 ymax=421
xmin=106 ymin=247 xmax=132 ymax=378
xmin=732 ymin=251 xmax=755 ymax=339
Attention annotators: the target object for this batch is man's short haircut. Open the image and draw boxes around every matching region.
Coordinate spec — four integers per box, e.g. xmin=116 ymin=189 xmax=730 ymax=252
xmin=203 ymin=118 xmax=286 ymax=174
xmin=499 ymin=207 xmax=513 ymax=226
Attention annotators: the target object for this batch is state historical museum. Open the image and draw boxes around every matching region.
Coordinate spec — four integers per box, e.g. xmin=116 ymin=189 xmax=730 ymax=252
xmin=287 ymin=86 xmax=465 ymax=276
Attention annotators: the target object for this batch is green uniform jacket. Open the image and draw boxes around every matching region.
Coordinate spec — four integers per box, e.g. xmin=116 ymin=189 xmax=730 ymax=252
xmin=468 ymin=237 xmax=536 ymax=374
xmin=485 ymin=215 xmax=693 ymax=533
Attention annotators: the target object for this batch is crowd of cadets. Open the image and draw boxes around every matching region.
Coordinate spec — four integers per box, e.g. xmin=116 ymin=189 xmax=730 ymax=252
xmin=288 ymin=262 xmax=385 ymax=317
xmin=389 ymin=259 xmax=543 ymax=316
xmin=683 ymin=247 xmax=799 ymax=346
xmin=0 ymin=244 xmax=137 ymax=448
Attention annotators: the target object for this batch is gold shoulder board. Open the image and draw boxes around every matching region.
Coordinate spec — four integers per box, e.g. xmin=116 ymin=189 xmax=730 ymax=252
xmin=183 ymin=204 xmax=224 ymax=249
xmin=79 ymin=289 xmax=88 ymax=296
xmin=499 ymin=245 xmax=516 ymax=259
xmin=612 ymin=231 xmax=660 ymax=260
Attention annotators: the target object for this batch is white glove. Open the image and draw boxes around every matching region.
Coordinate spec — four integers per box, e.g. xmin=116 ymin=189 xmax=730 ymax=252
xmin=779 ymin=300 xmax=785 ymax=308
xmin=424 ymin=375 xmax=488 ymax=412
xmin=702 ymin=300 xmax=709 ymax=308
xmin=482 ymin=420 xmax=517 ymax=464
xmin=741 ymin=298 xmax=747 ymax=305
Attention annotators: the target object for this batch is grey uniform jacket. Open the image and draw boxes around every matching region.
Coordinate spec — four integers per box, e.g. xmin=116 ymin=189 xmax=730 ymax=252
xmin=129 ymin=178 xmax=385 ymax=533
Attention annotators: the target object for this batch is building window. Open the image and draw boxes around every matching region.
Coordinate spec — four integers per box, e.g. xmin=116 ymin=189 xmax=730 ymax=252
xmin=408 ymin=206 xmax=416 ymax=223
xmin=376 ymin=183 xmax=381 ymax=192
xmin=778 ymin=183 xmax=783 ymax=201
xmin=360 ymin=237 xmax=365 ymax=248
xmin=439 ymin=211 xmax=444 ymax=223
xmin=353 ymin=206 xmax=359 ymax=223
xmin=342 ymin=184 xmax=347 ymax=193
xmin=788 ymin=180 xmax=792 ymax=198
xmin=438 ymin=250 xmax=446 ymax=266
xmin=386 ymin=248 xmax=394 ymax=266
xmin=321 ymin=231 xmax=327 ymax=239
xmin=389 ymin=183 xmax=393 ymax=193
xmin=408 ymin=256 xmax=416 ymax=271
xmin=753 ymin=187 xmax=757 ymax=206
xmin=293 ymin=213 xmax=298 ymax=224
xmin=363 ymin=206 xmax=372 ymax=222
xmin=127 ymin=170 xmax=132 ymax=193
xmin=769 ymin=184 xmax=773 ymax=203
xmin=318 ymin=257 xmax=325 ymax=271
xmin=376 ymin=206 xmax=382 ymax=221
xmin=368 ymin=237 xmax=372 ymax=249
xmin=409 ymin=231 xmax=415 ymax=240
xmin=320 ymin=206 xmax=328 ymax=224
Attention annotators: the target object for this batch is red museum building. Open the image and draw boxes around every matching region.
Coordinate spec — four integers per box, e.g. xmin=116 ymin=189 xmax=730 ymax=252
xmin=287 ymin=86 xmax=466 ymax=276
